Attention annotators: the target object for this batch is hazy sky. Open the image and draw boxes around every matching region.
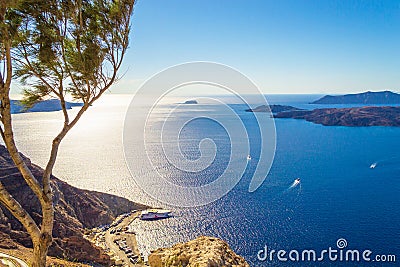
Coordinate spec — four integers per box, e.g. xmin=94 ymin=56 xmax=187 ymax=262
xmin=12 ymin=0 xmax=400 ymax=95
xmin=112 ymin=0 xmax=400 ymax=94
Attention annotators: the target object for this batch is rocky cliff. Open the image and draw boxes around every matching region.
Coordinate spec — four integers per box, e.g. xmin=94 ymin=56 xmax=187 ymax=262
xmin=274 ymin=106 xmax=400 ymax=127
xmin=0 ymin=145 xmax=148 ymax=265
xmin=148 ymin=236 xmax=249 ymax=267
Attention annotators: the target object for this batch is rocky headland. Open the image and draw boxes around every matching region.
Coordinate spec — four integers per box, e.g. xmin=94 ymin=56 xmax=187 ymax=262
xmin=148 ymin=236 xmax=249 ymax=267
xmin=274 ymin=106 xmax=400 ymax=127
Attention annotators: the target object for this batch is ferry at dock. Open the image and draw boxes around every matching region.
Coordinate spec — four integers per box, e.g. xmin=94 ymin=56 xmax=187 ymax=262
xmin=140 ymin=209 xmax=172 ymax=220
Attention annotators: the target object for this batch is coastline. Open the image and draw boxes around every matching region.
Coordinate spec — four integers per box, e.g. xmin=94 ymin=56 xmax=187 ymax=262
xmin=87 ymin=210 xmax=148 ymax=266
xmin=0 ymin=144 xmax=150 ymax=265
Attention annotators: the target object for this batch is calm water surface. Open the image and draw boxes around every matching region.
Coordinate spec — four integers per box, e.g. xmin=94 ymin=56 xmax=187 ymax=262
xmin=9 ymin=94 xmax=400 ymax=266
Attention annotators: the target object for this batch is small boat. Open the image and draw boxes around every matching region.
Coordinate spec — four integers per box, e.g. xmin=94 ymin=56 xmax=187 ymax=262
xmin=247 ymin=155 xmax=251 ymax=160
xmin=295 ymin=178 xmax=300 ymax=183
xmin=370 ymin=163 xmax=377 ymax=169
xmin=140 ymin=209 xmax=171 ymax=220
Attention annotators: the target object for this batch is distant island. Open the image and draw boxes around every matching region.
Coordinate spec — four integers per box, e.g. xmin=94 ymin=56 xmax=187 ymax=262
xmin=274 ymin=106 xmax=400 ymax=127
xmin=11 ymin=99 xmax=83 ymax=114
xmin=183 ymin=100 xmax=198 ymax=104
xmin=311 ymin=91 xmax=400 ymax=104
xmin=246 ymin=104 xmax=303 ymax=113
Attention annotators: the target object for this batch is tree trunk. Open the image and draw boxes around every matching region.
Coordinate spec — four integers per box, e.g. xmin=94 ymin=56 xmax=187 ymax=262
xmin=0 ymin=37 xmax=53 ymax=267
xmin=31 ymin=233 xmax=52 ymax=267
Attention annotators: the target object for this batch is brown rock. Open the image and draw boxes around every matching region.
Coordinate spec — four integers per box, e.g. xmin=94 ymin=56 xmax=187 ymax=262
xmin=148 ymin=236 xmax=249 ymax=267
xmin=0 ymin=232 xmax=18 ymax=249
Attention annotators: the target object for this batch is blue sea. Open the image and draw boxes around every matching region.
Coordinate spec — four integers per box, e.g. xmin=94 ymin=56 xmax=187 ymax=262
xmin=9 ymin=94 xmax=400 ymax=266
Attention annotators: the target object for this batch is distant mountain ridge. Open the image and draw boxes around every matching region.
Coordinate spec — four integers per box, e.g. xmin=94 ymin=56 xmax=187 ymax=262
xmin=10 ymin=99 xmax=83 ymax=114
xmin=311 ymin=91 xmax=400 ymax=104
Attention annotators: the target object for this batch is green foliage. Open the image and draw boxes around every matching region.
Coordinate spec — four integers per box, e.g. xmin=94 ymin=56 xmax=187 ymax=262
xmin=0 ymin=3 xmax=23 ymax=41
xmin=9 ymin=0 xmax=134 ymax=106
xmin=0 ymin=1 xmax=23 ymax=80
xmin=20 ymin=85 xmax=50 ymax=109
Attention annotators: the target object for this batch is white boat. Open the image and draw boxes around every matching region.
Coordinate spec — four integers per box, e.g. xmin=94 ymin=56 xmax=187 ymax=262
xmin=247 ymin=155 xmax=251 ymax=160
xmin=140 ymin=209 xmax=171 ymax=220
xmin=370 ymin=163 xmax=377 ymax=169
xmin=288 ymin=178 xmax=301 ymax=189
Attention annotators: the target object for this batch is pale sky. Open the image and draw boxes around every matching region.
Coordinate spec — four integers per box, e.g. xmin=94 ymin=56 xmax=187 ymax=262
xmin=108 ymin=0 xmax=399 ymax=95
xmin=11 ymin=0 xmax=400 ymax=95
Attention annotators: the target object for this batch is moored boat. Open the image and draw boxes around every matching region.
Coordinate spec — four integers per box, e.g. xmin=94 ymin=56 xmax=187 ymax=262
xmin=140 ymin=209 xmax=171 ymax=220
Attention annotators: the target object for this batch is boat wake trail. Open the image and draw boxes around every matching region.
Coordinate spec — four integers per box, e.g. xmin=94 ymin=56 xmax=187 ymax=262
xmin=370 ymin=156 xmax=400 ymax=169
xmin=288 ymin=178 xmax=301 ymax=189
xmin=284 ymin=178 xmax=302 ymax=197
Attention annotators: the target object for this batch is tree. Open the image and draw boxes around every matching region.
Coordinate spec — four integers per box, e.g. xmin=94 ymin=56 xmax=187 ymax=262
xmin=0 ymin=0 xmax=135 ymax=266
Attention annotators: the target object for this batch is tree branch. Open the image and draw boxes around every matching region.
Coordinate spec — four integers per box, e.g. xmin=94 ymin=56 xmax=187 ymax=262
xmin=0 ymin=44 xmax=44 ymax=201
xmin=4 ymin=39 xmax=12 ymax=92
xmin=0 ymin=182 xmax=40 ymax=241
